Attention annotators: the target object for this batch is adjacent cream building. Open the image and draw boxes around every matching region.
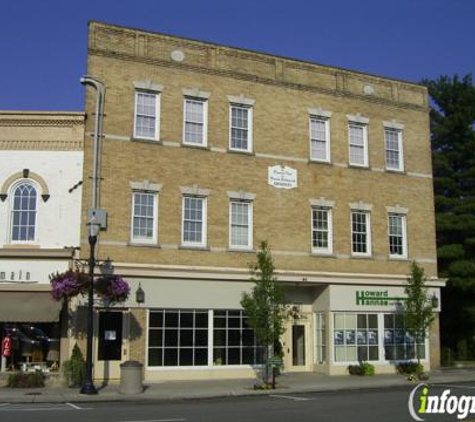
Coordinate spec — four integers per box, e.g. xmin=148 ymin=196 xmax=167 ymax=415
xmin=0 ymin=111 xmax=84 ymax=371
xmin=80 ymin=21 xmax=444 ymax=381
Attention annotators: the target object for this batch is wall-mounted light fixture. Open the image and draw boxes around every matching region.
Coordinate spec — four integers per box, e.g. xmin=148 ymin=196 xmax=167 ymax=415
xmin=136 ymin=283 xmax=145 ymax=304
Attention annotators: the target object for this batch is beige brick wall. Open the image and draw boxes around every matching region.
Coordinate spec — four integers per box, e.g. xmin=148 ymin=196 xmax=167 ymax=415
xmin=81 ymin=22 xmax=437 ymax=280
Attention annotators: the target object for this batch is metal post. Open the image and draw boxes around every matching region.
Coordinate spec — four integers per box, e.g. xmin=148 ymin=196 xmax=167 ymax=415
xmin=80 ymin=234 xmax=98 ymax=395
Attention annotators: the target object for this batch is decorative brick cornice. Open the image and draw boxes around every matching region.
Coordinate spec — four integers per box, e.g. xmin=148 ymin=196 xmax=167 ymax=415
xmin=87 ymin=22 xmax=429 ymax=112
xmin=0 ymin=140 xmax=83 ymax=151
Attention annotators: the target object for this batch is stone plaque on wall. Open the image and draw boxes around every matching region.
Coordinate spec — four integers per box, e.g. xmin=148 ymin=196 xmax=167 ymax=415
xmin=268 ymin=165 xmax=298 ymax=189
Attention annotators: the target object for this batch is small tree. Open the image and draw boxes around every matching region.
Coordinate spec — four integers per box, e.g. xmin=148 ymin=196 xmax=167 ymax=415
xmin=404 ymin=261 xmax=436 ymax=368
xmin=241 ymin=241 xmax=290 ymax=385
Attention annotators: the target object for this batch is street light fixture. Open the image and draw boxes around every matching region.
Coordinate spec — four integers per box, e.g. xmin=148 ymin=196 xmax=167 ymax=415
xmin=80 ymin=215 xmax=100 ymax=395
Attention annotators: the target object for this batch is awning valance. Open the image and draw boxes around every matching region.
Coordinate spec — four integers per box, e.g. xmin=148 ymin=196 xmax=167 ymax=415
xmin=0 ymin=292 xmax=62 ymax=322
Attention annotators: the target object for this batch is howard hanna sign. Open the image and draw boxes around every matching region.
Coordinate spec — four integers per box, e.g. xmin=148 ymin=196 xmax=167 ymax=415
xmin=268 ymin=165 xmax=298 ymax=189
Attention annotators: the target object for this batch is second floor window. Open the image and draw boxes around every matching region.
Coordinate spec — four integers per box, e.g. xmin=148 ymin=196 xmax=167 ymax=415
xmin=183 ymin=98 xmax=207 ymax=146
xmin=131 ymin=192 xmax=158 ymax=244
xmin=309 ymin=117 xmax=330 ymax=162
xmin=348 ymin=123 xmax=368 ymax=167
xmin=311 ymin=207 xmax=332 ymax=254
xmin=351 ymin=210 xmax=371 ymax=256
xmin=182 ymin=196 xmax=207 ymax=247
xmin=230 ymin=105 xmax=252 ymax=152
xmin=11 ymin=182 xmax=38 ymax=242
xmin=388 ymin=213 xmax=407 ymax=258
xmin=134 ymin=91 xmax=159 ymax=140
xmin=385 ymin=129 xmax=404 ymax=171
xmin=229 ymin=201 xmax=252 ymax=250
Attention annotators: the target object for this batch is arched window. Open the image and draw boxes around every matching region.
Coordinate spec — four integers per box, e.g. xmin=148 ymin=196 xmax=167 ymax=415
xmin=11 ymin=182 xmax=38 ymax=242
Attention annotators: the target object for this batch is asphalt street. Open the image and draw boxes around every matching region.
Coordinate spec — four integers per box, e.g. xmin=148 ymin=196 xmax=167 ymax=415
xmin=1 ymin=384 xmax=475 ymax=422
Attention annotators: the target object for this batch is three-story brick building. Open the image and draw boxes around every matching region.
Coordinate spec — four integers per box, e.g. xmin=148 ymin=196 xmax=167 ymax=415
xmin=80 ymin=21 xmax=443 ymax=381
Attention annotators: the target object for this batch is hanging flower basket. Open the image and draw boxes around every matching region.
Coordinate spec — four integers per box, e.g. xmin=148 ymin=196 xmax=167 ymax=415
xmin=50 ymin=269 xmax=89 ymax=301
xmin=94 ymin=275 xmax=130 ymax=303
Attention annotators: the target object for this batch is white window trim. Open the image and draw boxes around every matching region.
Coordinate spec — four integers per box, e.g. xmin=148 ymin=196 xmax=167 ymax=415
xmin=182 ymin=97 xmax=208 ymax=147
xmin=229 ymin=200 xmax=253 ymax=250
xmin=9 ymin=179 xmax=39 ymax=244
xmin=350 ymin=210 xmax=372 ymax=257
xmin=311 ymin=206 xmax=333 ymax=255
xmin=181 ymin=196 xmax=207 ymax=248
xmin=388 ymin=213 xmax=408 ymax=259
xmin=228 ymin=104 xmax=253 ymax=153
xmin=133 ymin=91 xmax=161 ymax=141
xmin=348 ymin=122 xmax=369 ymax=167
xmin=130 ymin=191 xmax=159 ymax=245
xmin=384 ymin=127 xmax=404 ymax=172
xmin=308 ymin=115 xmax=331 ymax=163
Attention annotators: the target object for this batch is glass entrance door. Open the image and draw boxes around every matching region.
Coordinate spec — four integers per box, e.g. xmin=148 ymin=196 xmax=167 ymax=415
xmin=292 ymin=325 xmax=306 ymax=366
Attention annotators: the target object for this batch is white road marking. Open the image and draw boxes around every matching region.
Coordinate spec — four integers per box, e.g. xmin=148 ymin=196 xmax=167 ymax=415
xmin=66 ymin=402 xmax=84 ymax=410
xmin=0 ymin=406 xmax=74 ymax=412
xmin=0 ymin=403 xmax=10 ymax=407
xmin=270 ymin=394 xmax=313 ymax=401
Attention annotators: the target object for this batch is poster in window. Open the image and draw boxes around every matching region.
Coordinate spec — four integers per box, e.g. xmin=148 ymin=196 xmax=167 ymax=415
xmin=368 ymin=330 xmax=378 ymax=345
xmin=345 ymin=330 xmax=356 ymax=345
xmin=357 ymin=330 xmax=367 ymax=345
xmin=334 ymin=330 xmax=344 ymax=345
xmin=105 ymin=330 xmax=117 ymax=341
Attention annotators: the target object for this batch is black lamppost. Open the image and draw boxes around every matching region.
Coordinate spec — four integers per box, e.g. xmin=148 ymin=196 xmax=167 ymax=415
xmin=80 ymin=217 xmax=100 ymax=395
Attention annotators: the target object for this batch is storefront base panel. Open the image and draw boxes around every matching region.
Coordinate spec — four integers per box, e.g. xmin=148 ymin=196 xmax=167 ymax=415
xmin=145 ymin=367 xmax=262 ymax=382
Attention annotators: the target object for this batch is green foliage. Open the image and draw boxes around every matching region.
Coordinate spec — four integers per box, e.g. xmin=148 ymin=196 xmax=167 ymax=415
xmin=7 ymin=371 xmax=45 ymax=388
xmin=62 ymin=343 xmax=85 ymax=388
xmin=404 ymin=262 xmax=436 ymax=365
xmin=241 ymin=241 xmax=290 ymax=350
xmin=396 ymin=362 xmax=424 ymax=375
xmin=348 ymin=361 xmax=375 ymax=376
xmin=441 ymin=347 xmax=455 ymax=366
xmin=423 ymin=74 xmax=475 ymax=355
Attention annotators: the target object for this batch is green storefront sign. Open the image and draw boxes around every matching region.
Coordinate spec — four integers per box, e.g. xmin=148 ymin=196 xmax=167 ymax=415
xmin=355 ymin=290 xmax=406 ymax=306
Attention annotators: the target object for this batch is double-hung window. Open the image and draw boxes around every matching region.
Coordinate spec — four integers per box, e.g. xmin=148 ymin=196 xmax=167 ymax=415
xmin=384 ymin=128 xmax=404 ymax=171
xmin=308 ymin=108 xmax=332 ymax=162
xmin=388 ymin=213 xmax=407 ymax=258
xmin=131 ymin=192 xmax=158 ymax=244
xmin=230 ymin=105 xmax=252 ymax=152
xmin=182 ymin=196 xmax=207 ymax=247
xmin=229 ymin=201 xmax=253 ymax=250
xmin=228 ymin=95 xmax=255 ymax=153
xmin=311 ymin=207 xmax=332 ymax=254
xmin=348 ymin=123 xmax=368 ymax=166
xmin=134 ymin=91 xmax=160 ymax=140
xmin=351 ymin=210 xmax=371 ymax=256
xmin=183 ymin=97 xmax=208 ymax=147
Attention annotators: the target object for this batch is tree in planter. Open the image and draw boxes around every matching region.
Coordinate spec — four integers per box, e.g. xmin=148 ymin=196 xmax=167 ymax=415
xmin=62 ymin=343 xmax=86 ymax=388
xmin=404 ymin=261 xmax=436 ymax=372
xmin=241 ymin=241 xmax=291 ymax=387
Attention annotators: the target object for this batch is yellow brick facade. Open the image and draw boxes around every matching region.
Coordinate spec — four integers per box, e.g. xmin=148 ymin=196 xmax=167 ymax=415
xmin=81 ymin=22 xmax=442 ymax=380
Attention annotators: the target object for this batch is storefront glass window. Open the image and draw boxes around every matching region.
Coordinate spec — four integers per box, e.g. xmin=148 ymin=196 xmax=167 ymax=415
xmin=383 ymin=314 xmax=425 ymax=361
xmin=333 ymin=313 xmax=378 ymax=362
xmin=148 ymin=309 xmax=209 ymax=367
xmin=314 ymin=313 xmax=326 ymax=364
xmin=213 ymin=310 xmax=264 ymax=366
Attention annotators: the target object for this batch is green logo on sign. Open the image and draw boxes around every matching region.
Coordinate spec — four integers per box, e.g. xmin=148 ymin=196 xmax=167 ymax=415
xmin=356 ymin=290 xmax=405 ymax=306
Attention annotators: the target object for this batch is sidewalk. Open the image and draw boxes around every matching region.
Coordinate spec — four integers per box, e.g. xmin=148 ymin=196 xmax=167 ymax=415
xmin=1 ymin=368 xmax=475 ymax=404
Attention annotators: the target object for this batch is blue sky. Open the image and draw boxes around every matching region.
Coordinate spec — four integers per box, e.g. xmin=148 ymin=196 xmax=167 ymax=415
xmin=0 ymin=0 xmax=473 ymax=111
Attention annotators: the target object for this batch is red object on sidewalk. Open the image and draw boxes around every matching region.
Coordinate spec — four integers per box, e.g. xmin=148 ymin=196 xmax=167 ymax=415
xmin=2 ymin=336 xmax=12 ymax=357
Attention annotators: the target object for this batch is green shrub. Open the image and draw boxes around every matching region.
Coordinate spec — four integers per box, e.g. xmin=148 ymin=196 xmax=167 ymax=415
xmin=62 ymin=343 xmax=85 ymax=388
xmin=348 ymin=361 xmax=375 ymax=376
xmin=441 ymin=347 xmax=455 ymax=367
xmin=7 ymin=371 xmax=45 ymax=388
xmin=396 ymin=362 xmax=424 ymax=375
